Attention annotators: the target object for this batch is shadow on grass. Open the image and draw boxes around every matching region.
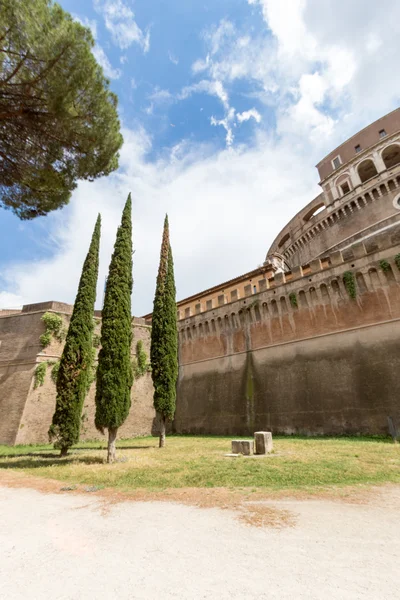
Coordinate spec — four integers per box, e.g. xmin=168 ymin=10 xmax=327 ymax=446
xmin=0 ymin=455 xmax=104 ymax=469
xmin=73 ymin=445 xmax=155 ymax=451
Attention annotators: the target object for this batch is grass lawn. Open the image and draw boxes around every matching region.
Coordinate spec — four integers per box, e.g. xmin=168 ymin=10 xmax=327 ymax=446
xmin=0 ymin=435 xmax=399 ymax=493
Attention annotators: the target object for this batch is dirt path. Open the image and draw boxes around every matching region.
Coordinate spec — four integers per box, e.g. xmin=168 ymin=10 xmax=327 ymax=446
xmin=0 ymin=480 xmax=399 ymax=600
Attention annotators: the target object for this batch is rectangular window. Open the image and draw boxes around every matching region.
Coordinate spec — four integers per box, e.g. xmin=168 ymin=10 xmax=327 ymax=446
xmin=332 ymin=156 xmax=341 ymax=169
xmin=379 ymin=129 xmax=387 ymax=138
xmin=355 ymin=144 xmax=361 ymax=153
xmin=253 ymin=285 xmax=257 ymax=294
xmin=218 ymin=294 xmax=225 ymax=306
xmin=195 ymin=303 xmax=201 ymax=314
xmin=206 ymin=299 xmax=213 ymax=311
xmin=230 ymin=289 xmax=238 ymax=301
xmin=185 ymin=307 xmax=191 ymax=318
xmin=244 ymin=284 xmax=252 ymax=297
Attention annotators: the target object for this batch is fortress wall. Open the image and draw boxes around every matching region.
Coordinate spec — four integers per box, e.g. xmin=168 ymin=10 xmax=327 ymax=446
xmin=0 ymin=311 xmax=45 ymax=444
xmin=175 ymin=243 xmax=400 ymax=435
xmin=0 ymin=303 xmax=156 ymax=445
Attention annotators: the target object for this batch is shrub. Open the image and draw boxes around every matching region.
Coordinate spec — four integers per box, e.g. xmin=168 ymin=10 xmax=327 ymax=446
xmin=289 ymin=292 xmax=298 ymax=308
xmin=343 ymin=271 xmax=356 ymax=299
xmin=379 ymin=259 xmax=391 ymax=273
xmin=34 ymin=362 xmax=47 ymax=389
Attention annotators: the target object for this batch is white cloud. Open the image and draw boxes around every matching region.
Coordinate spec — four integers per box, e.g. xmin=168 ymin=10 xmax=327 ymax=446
xmin=168 ymin=52 xmax=179 ymax=65
xmin=0 ymin=292 xmax=24 ymax=310
xmin=237 ymin=109 xmax=262 ymax=124
xmin=94 ymin=0 xmax=150 ymax=52
xmin=92 ymin=45 xmax=122 ymax=79
xmin=179 ymin=80 xmax=230 ymax=110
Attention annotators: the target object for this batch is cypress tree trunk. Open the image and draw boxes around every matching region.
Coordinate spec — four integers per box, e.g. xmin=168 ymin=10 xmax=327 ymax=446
xmin=159 ymin=416 xmax=166 ymax=448
xmin=49 ymin=215 xmax=101 ymax=454
xmin=95 ymin=195 xmax=133 ymax=462
xmin=151 ymin=216 xmax=178 ymax=448
xmin=107 ymin=428 xmax=118 ymax=463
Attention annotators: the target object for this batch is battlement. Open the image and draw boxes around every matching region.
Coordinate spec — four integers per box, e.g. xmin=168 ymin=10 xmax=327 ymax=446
xmin=178 ymin=237 xmax=400 ymax=355
xmin=179 ymin=231 xmax=400 ymax=328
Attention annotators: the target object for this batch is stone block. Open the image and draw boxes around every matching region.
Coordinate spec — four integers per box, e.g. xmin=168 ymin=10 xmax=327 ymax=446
xmin=291 ymin=266 xmax=303 ymax=280
xmin=254 ymin=431 xmax=273 ymax=454
xmin=274 ymin=272 xmax=285 ymax=285
xmin=231 ymin=440 xmax=253 ymax=455
xmin=330 ymin=250 xmax=344 ymax=266
xmin=351 ymin=242 xmax=366 ymax=259
xmin=309 ymin=259 xmax=322 ymax=273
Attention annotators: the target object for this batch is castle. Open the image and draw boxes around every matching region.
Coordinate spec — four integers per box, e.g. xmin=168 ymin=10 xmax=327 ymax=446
xmin=2 ymin=109 xmax=400 ymax=444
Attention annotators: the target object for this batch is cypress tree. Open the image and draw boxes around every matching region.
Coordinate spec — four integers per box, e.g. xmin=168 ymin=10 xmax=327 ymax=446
xmin=150 ymin=216 xmax=178 ymax=448
xmin=95 ymin=194 xmax=133 ymax=463
xmin=49 ymin=214 xmax=101 ymax=456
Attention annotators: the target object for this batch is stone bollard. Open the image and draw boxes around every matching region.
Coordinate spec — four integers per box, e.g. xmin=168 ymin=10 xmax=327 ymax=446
xmin=254 ymin=431 xmax=273 ymax=455
xmin=231 ymin=440 xmax=253 ymax=455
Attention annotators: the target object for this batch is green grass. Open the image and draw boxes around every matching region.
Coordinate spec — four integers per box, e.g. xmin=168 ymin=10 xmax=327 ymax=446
xmin=0 ymin=436 xmax=399 ymax=492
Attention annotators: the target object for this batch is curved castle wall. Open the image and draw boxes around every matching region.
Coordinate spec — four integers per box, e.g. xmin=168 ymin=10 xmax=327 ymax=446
xmin=175 ymin=239 xmax=400 ymax=435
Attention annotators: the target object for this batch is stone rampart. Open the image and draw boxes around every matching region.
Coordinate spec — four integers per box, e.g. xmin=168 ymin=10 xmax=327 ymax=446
xmin=175 ymin=240 xmax=400 ymax=435
xmin=0 ymin=304 xmax=156 ymax=445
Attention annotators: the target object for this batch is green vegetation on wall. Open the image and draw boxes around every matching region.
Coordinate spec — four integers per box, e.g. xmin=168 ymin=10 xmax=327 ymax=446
xmin=132 ymin=340 xmax=151 ymax=379
xmin=395 ymin=254 xmax=400 ymax=270
xmin=343 ymin=271 xmax=357 ymax=299
xmin=289 ymin=292 xmax=298 ymax=308
xmin=40 ymin=312 xmax=66 ymax=348
xmin=33 ymin=362 xmax=47 ymax=389
xmin=379 ymin=259 xmax=391 ymax=273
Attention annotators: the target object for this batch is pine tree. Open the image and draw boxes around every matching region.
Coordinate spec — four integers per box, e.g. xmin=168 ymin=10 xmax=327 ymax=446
xmin=150 ymin=216 xmax=178 ymax=448
xmin=95 ymin=194 xmax=133 ymax=463
xmin=0 ymin=0 xmax=122 ymax=219
xmin=49 ymin=215 xmax=101 ymax=456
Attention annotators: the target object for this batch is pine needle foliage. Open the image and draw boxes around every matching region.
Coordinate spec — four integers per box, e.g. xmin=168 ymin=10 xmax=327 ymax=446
xmin=95 ymin=195 xmax=133 ymax=462
xmin=0 ymin=0 xmax=123 ymax=219
xmin=150 ymin=216 xmax=178 ymax=447
xmin=48 ymin=215 xmax=101 ymax=456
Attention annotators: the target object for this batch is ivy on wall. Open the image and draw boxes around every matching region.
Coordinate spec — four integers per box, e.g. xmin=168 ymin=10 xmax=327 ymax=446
xmin=379 ymin=259 xmax=391 ymax=273
xmin=34 ymin=362 xmax=47 ymax=389
xmin=132 ymin=340 xmax=151 ymax=380
xmin=395 ymin=254 xmax=400 ymax=270
xmin=51 ymin=360 xmax=60 ymax=384
xmin=40 ymin=312 xmax=66 ymax=348
xmin=343 ymin=271 xmax=357 ymax=299
xmin=289 ymin=292 xmax=298 ymax=308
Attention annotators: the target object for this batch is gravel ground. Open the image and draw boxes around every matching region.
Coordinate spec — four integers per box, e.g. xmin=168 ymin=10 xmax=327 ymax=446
xmin=0 ymin=485 xmax=399 ymax=600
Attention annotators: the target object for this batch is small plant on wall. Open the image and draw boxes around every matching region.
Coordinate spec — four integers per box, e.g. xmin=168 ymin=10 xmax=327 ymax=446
xmin=395 ymin=254 xmax=400 ymax=270
xmin=132 ymin=340 xmax=151 ymax=380
xmin=379 ymin=259 xmax=391 ymax=273
xmin=289 ymin=292 xmax=298 ymax=308
xmin=40 ymin=312 xmax=66 ymax=348
xmin=34 ymin=362 xmax=47 ymax=389
xmin=343 ymin=271 xmax=357 ymax=299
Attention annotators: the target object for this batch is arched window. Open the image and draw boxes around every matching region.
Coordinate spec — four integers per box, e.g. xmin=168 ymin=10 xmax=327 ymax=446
xmin=358 ymin=159 xmax=378 ymax=183
xmin=382 ymin=144 xmax=400 ymax=170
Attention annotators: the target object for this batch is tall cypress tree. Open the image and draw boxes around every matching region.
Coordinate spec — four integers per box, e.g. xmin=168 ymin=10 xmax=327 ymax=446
xmin=151 ymin=216 xmax=178 ymax=448
xmin=49 ymin=214 xmax=101 ymax=456
xmin=95 ymin=194 xmax=133 ymax=463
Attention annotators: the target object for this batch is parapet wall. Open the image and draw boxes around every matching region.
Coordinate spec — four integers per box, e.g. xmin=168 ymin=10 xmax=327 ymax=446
xmin=175 ymin=240 xmax=400 ymax=435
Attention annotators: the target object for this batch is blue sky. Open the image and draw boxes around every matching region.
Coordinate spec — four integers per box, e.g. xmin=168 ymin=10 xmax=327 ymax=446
xmin=1 ymin=0 xmax=400 ymax=315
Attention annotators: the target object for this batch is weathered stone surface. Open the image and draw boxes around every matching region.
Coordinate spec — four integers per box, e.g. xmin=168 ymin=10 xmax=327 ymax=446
xmin=231 ymin=440 xmax=253 ymax=455
xmin=254 ymin=432 xmax=273 ymax=454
